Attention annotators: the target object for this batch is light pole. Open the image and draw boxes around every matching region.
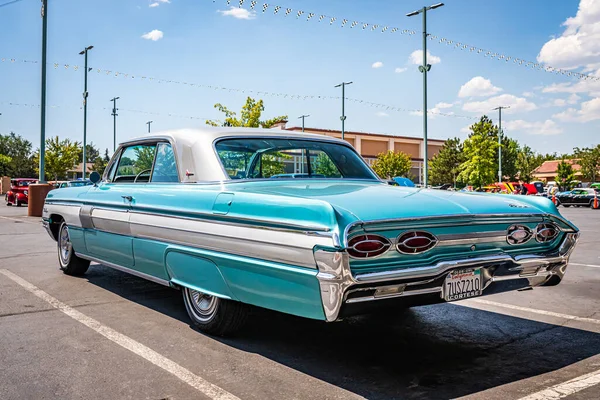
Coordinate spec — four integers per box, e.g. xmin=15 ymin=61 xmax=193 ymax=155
xmin=334 ymin=82 xmax=352 ymax=140
xmin=493 ymin=106 xmax=510 ymax=182
xmin=79 ymin=45 xmax=93 ymax=179
xmin=298 ymin=114 xmax=310 ymax=132
xmin=407 ymin=2 xmax=444 ymax=187
xmin=39 ymin=0 xmax=48 ymax=182
xmin=146 ymin=120 xmax=153 ymax=133
xmin=111 ymin=97 xmax=119 ymax=152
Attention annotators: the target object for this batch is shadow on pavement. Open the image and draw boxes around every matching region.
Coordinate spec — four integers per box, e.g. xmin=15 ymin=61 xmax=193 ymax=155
xmin=84 ymin=264 xmax=600 ymax=400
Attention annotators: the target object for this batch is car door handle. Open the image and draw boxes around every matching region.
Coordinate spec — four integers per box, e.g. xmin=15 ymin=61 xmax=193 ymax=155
xmin=121 ymin=195 xmax=133 ymax=202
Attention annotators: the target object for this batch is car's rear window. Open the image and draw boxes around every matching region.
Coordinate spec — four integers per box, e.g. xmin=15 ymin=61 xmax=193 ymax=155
xmin=215 ymin=138 xmax=378 ymax=181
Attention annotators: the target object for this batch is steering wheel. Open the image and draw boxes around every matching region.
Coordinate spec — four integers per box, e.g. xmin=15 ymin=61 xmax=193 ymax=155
xmin=134 ymin=169 xmax=152 ymax=183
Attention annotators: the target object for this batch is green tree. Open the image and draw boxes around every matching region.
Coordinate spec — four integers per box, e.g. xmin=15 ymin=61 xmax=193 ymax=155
xmin=103 ymin=148 xmax=111 ymax=162
xmin=206 ymin=97 xmax=288 ymax=128
xmin=458 ymin=132 xmax=498 ymax=188
xmin=92 ymin=156 xmax=108 ymax=176
xmin=516 ymin=145 xmax=537 ymax=182
xmin=0 ymin=154 xmax=12 ymax=176
xmin=0 ymin=132 xmax=36 ymax=177
xmin=133 ymin=146 xmax=156 ymax=171
xmin=34 ymin=136 xmax=81 ymax=181
xmin=371 ymin=150 xmax=412 ymax=180
xmin=429 ymin=137 xmax=464 ymax=186
xmin=468 ymin=115 xmax=519 ymax=180
xmin=261 ymin=154 xmax=287 ymax=177
xmin=78 ymin=142 xmax=100 ymax=164
xmin=574 ymin=146 xmax=600 ymax=182
xmin=313 ymin=152 xmax=341 ymax=177
xmin=556 ymin=160 xmax=576 ymax=191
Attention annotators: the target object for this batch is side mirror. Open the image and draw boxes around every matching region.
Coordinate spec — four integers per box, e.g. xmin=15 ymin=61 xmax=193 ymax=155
xmin=89 ymin=171 xmax=101 ymax=185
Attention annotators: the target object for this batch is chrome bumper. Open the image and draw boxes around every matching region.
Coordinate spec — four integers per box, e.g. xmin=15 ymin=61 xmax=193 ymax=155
xmin=315 ymin=232 xmax=579 ymax=322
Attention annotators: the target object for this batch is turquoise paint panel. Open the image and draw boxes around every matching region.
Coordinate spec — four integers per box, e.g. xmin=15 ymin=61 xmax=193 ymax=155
xmin=212 ymin=192 xmax=234 ymax=215
xmin=84 ymin=230 xmax=134 ymax=267
xmin=132 ymin=239 xmax=170 ymax=280
xmin=165 ymin=250 xmax=236 ymax=300
xmin=67 ymin=227 xmax=86 ymax=254
xmin=163 ymin=244 xmax=325 ymax=321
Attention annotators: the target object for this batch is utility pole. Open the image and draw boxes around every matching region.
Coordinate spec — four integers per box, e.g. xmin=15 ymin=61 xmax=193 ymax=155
xmin=110 ymin=97 xmax=119 ymax=152
xmin=493 ymin=106 xmax=510 ymax=182
xmin=334 ymin=82 xmax=352 ymax=140
xmin=79 ymin=45 xmax=94 ymax=179
xmin=298 ymin=114 xmax=310 ymax=132
xmin=146 ymin=120 xmax=153 ymax=133
xmin=39 ymin=0 xmax=48 ymax=182
xmin=407 ymin=3 xmax=444 ymax=187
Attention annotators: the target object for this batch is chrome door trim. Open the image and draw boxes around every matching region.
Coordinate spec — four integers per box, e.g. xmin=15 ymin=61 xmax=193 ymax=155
xmin=75 ymin=252 xmax=171 ymax=287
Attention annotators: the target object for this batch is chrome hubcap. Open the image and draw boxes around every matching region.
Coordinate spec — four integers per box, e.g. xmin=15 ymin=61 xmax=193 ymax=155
xmin=59 ymin=226 xmax=72 ymax=263
xmin=189 ymin=289 xmax=217 ymax=321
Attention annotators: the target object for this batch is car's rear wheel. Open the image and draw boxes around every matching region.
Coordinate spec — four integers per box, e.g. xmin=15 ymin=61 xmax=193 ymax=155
xmin=58 ymin=222 xmax=90 ymax=276
xmin=182 ymin=287 xmax=248 ymax=336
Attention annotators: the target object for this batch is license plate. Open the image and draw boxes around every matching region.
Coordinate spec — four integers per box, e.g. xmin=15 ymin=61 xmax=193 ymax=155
xmin=443 ymin=268 xmax=483 ymax=301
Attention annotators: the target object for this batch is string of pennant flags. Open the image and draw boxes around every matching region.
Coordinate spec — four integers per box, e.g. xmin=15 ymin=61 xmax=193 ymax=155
xmin=211 ymin=0 xmax=600 ymax=82
xmin=0 ymin=57 xmax=477 ymax=120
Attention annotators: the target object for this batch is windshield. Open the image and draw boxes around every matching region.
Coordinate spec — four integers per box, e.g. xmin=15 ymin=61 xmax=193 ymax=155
xmin=215 ymin=138 xmax=379 ymax=181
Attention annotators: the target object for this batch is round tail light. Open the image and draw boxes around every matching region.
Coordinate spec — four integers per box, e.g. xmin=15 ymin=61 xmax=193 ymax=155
xmin=506 ymin=225 xmax=533 ymax=245
xmin=347 ymin=234 xmax=391 ymax=258
xmin=396 ymin=231 xmax=438 ymax=254
xmin=536 ymin=223 xmax=559 ymax=243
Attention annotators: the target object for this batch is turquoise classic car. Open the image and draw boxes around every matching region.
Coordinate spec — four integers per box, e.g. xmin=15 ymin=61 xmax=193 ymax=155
xmin=42 ymin=128 xmax=579 ymax=335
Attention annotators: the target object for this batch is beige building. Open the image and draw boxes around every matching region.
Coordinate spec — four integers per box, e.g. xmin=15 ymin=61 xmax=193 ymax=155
xmin=270 ymin=121 xmax=445 ymax=183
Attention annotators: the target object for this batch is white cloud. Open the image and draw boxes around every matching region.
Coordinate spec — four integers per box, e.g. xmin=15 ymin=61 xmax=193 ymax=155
xmin=553 ymin=97 xmax=600 ymax=122
xmin=462 ymin=94 xmax=537 ymax=114
xmin=458 ymin=76 xmax=503 ymax=98
xmin=537 ymin=0 xmax=600 ymax=70
xmin=568 ymin=93 xmax=581 ymax=104
xmin=460 ymin=125 xmax=471 ymax=134
xmin=141 ymin=29 xmax=164 ymax=41
xmin=504 ymin=119 xmax=563 ymax=135
xmin=553 ymin=98 xmax=567 ymax=107
xmin=376 ymin=111 xmax=389 ymax=117
xmin=394 ymin=67 xmax=407 ymax=73
xmin=409 ymin=50 xmax=441 ymax=65
xmin=410 ymin=103 xmax=455 ymax=118
xmin=552 ymin=93 xmax=581 ymax=107
xmin=522 ymin=91 xmax=534 ymax=98
xmin=149 ymin=0 xmax=169 ymax=7
xmin=218 ymin=6 xmax=256 ymax=20
xmin=435 ymin=102 xmax=453 ymax=109
xmin=372 ymin=61 xmax=384 ymax=69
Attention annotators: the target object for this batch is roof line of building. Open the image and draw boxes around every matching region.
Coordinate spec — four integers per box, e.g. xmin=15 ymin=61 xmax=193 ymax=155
xmin=283 ymin=126 xmax=446 ymax=143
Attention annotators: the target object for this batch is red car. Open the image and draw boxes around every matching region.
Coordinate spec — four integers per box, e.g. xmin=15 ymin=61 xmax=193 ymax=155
xmin=5 ymin=178 xmax=37 ymax=206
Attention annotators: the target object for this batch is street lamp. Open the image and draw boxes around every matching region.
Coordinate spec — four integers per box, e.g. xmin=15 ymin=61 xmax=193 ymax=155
xmin=146 ymin=120 xmax=153 ymax=133
xmin=334 ymin=81 xmax=352 ymax=140
xmin=39 ymin=0 xmax=48 ymax=182
xmin=78 ymin=45 xmax=93 ymax=179
xmin=111 ymin=97 xmax=119 ymax=151
xmin=493 ymin=106 xmax=510 ymax=182
xmin=298 ymin=114 xmax=310 ymax=132
xmin=407 ymin=3 xmax=444 ymax=187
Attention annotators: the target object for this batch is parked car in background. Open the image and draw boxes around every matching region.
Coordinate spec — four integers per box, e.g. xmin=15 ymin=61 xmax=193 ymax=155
xmin=556 ymin=188 xmax=600 ymax=208
xmin=42 ymin=128 xmax=579 ymax=336
xmin=5 ymin=178 xmax=37 ymax=206
xmin=55 ymin=180 xmax=93 ymax=189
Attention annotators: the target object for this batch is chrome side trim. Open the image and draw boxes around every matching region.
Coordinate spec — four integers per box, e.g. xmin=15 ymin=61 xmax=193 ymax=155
xmin=91 ymin=208 xmax=131 ymax=236
xmin=79 ymin=205 xmax=94 ymax=229
xmin=75 ymin=252 xmax=171 ymax=287
xmin=346 ymin=287 xmax=442 ymax=304
xmin=43 ymin=202 xmax=82 ymax=228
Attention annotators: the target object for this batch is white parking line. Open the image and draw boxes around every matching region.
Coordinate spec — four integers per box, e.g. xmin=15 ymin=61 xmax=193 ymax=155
xmin=570 ymin=262 xmax=600 ymax=269
xmin=518 ymin=369 xmax=600 ymax=399
xmin=0 ymin=269 xmax=240 ymax=400
xmin=464 ymin=299 xmax=600 ymax=325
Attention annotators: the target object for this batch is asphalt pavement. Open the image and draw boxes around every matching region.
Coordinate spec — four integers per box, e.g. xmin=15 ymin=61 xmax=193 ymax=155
xmin=1 ymin=203 xmax=599 ymax=400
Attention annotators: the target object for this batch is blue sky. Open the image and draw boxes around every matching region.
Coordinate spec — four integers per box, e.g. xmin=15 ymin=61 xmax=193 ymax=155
xmin=1 ymin=0 xmax=598 ymax=156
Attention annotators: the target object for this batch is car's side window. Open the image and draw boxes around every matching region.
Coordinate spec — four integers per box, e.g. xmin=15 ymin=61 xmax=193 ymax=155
xmin=151 ymin=143 xmax=179 ymax=183
xmin=114 ymin=144 xmax=157 ymax=183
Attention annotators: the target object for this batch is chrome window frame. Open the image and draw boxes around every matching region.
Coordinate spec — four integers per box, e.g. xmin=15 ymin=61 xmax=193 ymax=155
xmin=103 ymin=138 xmax=182 ymax=185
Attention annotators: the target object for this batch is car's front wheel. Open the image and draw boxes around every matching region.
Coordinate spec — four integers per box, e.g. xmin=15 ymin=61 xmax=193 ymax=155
xmin=58 ymin=222 xmax=90 ymax=276
xmin=182 ymin=287 xmax=248 ymax=336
